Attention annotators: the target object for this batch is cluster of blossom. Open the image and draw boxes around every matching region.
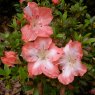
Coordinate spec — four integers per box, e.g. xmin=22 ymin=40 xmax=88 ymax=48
xmin=1 ymin=2 xmax=87 ymax=85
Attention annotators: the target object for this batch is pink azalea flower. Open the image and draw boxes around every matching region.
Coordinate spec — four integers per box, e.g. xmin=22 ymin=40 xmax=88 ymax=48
xmin=22 ymin=37 xmax=62 ymax=78
xmin=1 ymin=51 xmax=18 ymax=67
xmin=21 ymin=2 xmax=53 ymax=42
xmin=58 ymin=40 xmax=87 ymax=85
xmin=52 ymin=0 xmax=59 ymax=5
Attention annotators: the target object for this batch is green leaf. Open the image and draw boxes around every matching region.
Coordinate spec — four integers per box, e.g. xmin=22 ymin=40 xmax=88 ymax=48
xmin=0 ymin=68 xmax=5 ymax=75
xmin=16 ymin=13 xmax=23 ymax=20
xmin=83 ymin=33 xmax=91 ymax=38
xmin=33 ymin=88 xmax=39 ymax=95
xmin=9 ymin=18 xmax=17 ymax=30
xmin=83 ymin=38 xmax=95 ymax=44
xmin=84 ymin=19 xmax=90 ymax=27
xmin=74 ymin=32 xmax=82 ymax=41
xmin=62 ymin=11 xmax=67 ymax=21
xmin=56 ymin=34 xmax=63 ymax=38
xmin=61 ymin=0 xmax=65 ymax=5
xmin=18 ymin=67 xmax=28 ymax=82
xmin=23 ymin=85 xmax=33 ymax=91
xmin=4 ymin=65 xmax=11 ymax=76
xmin=0 ymin=44 xmax=4 ymax=56
xmin=74 ymin=32 xmax=79 ymax=40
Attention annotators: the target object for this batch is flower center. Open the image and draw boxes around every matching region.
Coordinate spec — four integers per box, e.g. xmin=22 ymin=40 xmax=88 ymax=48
xmin=38 ymin=49 xmax=48 ymax=60
xmin=31 ymin=15 xmax=40 ymax=28
xmin=32 ymin=19 xmax=37 ymax=27
xmin=68 ymin=55 xmax=76 ymax=66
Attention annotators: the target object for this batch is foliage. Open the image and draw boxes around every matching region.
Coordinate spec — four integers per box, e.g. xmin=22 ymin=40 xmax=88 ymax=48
xmin=0 ymin=0 xmax=95 ymax=95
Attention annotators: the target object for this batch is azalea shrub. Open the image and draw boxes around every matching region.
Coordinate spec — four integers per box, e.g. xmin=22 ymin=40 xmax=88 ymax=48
xmin=0 ymin=0 xmax=95 ymax=94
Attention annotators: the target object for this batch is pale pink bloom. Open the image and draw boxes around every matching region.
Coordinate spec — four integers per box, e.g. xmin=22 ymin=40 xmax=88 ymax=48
xmin=22 ymin=37 xmax=62 ymax=78
xmin=52 ymin=0 xmax=59 ymax=5
xmin=58 ymin=40 xmax=87 ymax=85
xmin=1 ymin=51 xmax=18 ymax=67
xmin=21 ymin=2 xmax=53 ymax=42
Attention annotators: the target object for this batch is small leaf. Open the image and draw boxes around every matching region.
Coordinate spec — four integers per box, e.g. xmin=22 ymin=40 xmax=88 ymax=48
xmin=0 ymin=68 xmax=5 ymax=75
xmin=23 ymin=85 xmax=33 ymax=91
xmin=83 ymin=38 xmax=95 ymax=44
xmin=74 ymin=32 xmax=79 ymax=40
xmin=33 ymin=88 xmax=39 ymax=95
xmin=10 ymin=18 xmax=17 ymax=29
xmin=62 ymin=11 xmax=67 ymax=20
xmin=18 ymin=67 xmax=28 ymax=82
xmin=56 ymin=34 xmax=63 ymax=38
xmin=4 ymin=65 xmax=11 ymax=76
xmin=83 ymin=33 xmax=91 ymax=38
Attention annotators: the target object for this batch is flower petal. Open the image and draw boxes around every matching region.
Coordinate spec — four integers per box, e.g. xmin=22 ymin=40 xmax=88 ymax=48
xmin=38 ymin=7 xmax=53 ymax=25
xmin=24 ymin=2 xmax=39 ymax=21
xmin=34 ymin=37 xmax=52 ymax=49
xmin=47 ymin=43 xmax=63 ymax=61
xmin=65 ymin=40 xmax=83 ymax=60
xmin=67 ymin=60 xmax=87 ymax=76
xmin=52 ymin=0 xmax=59 ymax=4
xmin=1 ymin=51 xmax=18 ymax=67
xmin=28 ymin=61 xmax=42 ymax=77
xmin=76 ymin=63 xmax=87 ymax=76
xmin=34 ymin=25 xmax=53 ymax=38
xmin=1 ymin=57 xmax=16 ymax=66
xmin=58 ymin=64 xmax=75 ymax=85
xmin=41 ymin=60 xmax=60 ymax=78
xmin=24 ymin=6 xmax=32 ymax=21
xmin=5 ymin=51 xmax=17 ymax=57
xmin=58 ymin=73 xmax=74 ymax=85
xmin=22 ymin=42 xmax=38 ymax=62
xmin=21 ymin=24 xmax=37 ymax=42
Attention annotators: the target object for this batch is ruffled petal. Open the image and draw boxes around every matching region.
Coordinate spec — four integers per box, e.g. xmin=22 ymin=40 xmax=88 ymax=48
xmin=24 ymin=6 xmax=32 ymax=20
xmin=34 ymin=25 xmax=53 ymax=38
xmin=1 ymin=51 xmax=18 ymax=67
xmin=24 ymin=2 xmax=39 ymax=21
xmin=41 ymin=60 xmax=59 ymax=78
xmin=52 ymin=0 xmax=59 ymax=4
xmin=58 ymin=65 xmax=75 ymax=85
xmin=21 ymin=24 xmax=37 ymax=42
xmin=5 ymin=51 xmax=17 ymax=57
xmin=28 ymin=61 xmax=42 ymax=77
xmin=1 ymin=57 xmax=16 ymax=66
xmin=34 ymin=37 xmax=52 ymax=49
xmin=22 ymin=42 xmax=38 ymax=62
xmin=47 ymin=43 xmax=63 ymax=61
xmin=38 ymin=7 xmax=53 ymax=25
xmin=58 ymin=73 xmax=74 ymax=85
xmin=69 ymin=60 xmax=87 ymax=76
xmin=66 ymin=40 xmax=83 ymax=60
xmin=77 ymin=63 xmax=87 ymax=76
xmin=28 ymin=2 xmax=39 ymax=16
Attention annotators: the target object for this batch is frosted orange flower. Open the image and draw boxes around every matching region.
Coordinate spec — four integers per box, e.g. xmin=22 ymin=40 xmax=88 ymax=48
xmin=22 ymin=37 xmax=62 ymax=78
xmin=58 ymin=40 xmax=87 ymax=85
xmin=1 ymin=51 xmax=18 ymax=67
xmin=21 ymin=2 xmax=53 ymax=42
